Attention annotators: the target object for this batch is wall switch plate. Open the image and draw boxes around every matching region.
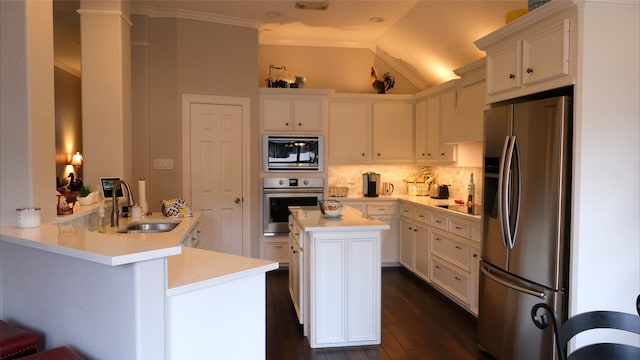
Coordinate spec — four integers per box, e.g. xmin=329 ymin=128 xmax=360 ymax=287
xmin=153 ymin=158 xmax=174 ymax=170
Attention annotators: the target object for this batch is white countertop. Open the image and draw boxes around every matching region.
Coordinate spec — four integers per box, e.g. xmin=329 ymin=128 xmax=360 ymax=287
xmin=327 ymin=195 xmax=481 ymax=220
xmin=289 ymin=205 xmax=390 ymax=232
xmin=166 ymin=247 xmax=278 ymax=296
xmin=0 ymin=212 xmax=201 ymax=266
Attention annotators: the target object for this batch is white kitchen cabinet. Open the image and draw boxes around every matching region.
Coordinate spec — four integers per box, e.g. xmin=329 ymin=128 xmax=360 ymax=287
xmin=431 ymin=230 xmax=470 ymax=271
xmin=337 ymin=200 xmax=398 ymax=264
xmin=423 ymin=90 xmax=456 ymax=163
xmin=399 ymin=204 xmax=429 ymax=281
xmin=469 ymin=246 xmax=480 ymax=315
xmin=328 ymin=94 xmax=414 ymax=164
xmin=260 ymin=89 xmax=331 ymax=132
xmin=263 ymin=237 xmax=289 ymax=264
xmin=308 ymin=231 xmax=381 ymax=347
xmin=180 ymin=223 xmax=202 ymax=248
xmin=480 ymin=16 xmax=574 ymax=103
xmin=431 ymin=257 xmax=469 ymax=304
xmin=445 ymin=59 xmax=486 ymax=143
xmin=372 ymin=101 xmax=414 ymax=162
xmin=288 ymin=221 xmax=304 ymax=324
xmin=328 ymin=99 xmax=370 ymax=163
xmin=415 ymin=99 xmax=428 ymax=161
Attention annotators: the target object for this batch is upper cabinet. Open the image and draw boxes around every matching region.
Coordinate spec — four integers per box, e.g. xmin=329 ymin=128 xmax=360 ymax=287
xmin=444 ymin=59 xmax=486 ymax=144
xmin=476 ymin=12 xmax=576 ymax=103
xmin=260 ymin=88 xmax=333 ymax=133
xmin=372 ymin=101 xmax=414 ymax=162
xmin=328 ymin=94 xmax=414 ymax=164
xmin=415 ymin=81 xmax=457 ymax=163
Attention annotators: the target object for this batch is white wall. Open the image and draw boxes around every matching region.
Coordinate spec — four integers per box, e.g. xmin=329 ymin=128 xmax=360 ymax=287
xmin=570 ymin=0 xmax=639 ymax=336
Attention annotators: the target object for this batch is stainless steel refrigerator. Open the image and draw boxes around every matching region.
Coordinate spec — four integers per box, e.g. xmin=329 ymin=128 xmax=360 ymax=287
xmin=478 ymin=93 xmax=572 ymax=360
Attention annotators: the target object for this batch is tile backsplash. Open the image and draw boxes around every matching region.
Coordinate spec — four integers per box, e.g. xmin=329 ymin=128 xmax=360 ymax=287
xmin=328 ymin=164 xmax=483 ymax=204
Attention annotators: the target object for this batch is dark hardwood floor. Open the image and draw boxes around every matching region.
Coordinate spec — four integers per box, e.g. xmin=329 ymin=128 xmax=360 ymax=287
xmin=266 ymin=267 xmax=494 ymax=360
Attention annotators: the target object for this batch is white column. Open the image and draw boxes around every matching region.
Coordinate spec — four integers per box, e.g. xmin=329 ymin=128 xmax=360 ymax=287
xmin=79 ymin=0 xmax=132 ymax=189
xmin=0 ymin=0 xmax=56 ymax=223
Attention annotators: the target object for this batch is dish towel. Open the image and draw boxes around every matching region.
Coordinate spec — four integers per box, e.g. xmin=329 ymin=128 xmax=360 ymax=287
xmin=161 ymin=199 xmax=192 ymax=218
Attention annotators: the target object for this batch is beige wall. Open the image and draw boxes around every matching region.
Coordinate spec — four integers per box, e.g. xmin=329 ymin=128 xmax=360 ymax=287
xmin=132 ymin=16 xmax=260 ymax=256
xmin=54 ymin=66 xmax=82 ymax=187
xmin=259 ymin=45 xmax=420 ymax=94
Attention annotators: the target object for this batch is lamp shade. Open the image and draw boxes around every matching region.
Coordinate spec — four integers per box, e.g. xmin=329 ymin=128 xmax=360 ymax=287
xmin=70 ymin=152 xmax=83 ymax=166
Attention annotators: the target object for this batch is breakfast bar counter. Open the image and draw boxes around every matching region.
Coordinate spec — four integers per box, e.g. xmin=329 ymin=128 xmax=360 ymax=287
xmin=288 ymin=205 xmax=389 ymax=348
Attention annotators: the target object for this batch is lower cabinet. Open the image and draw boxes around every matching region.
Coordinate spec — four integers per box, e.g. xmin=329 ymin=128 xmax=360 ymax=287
xmin=288 ymin=230 xmax=303 ymax=324
xmin=399 ymin=200 xmax=481 ymax=315
xmin=306 ymin=231 xmax=381 ymax=348
xmin=263 ymin=237 xmax=289 ymax=265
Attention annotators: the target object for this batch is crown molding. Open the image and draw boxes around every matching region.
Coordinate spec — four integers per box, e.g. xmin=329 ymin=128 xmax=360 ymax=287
xmin=259 ymin=37 xmax=376 ymax=52
xmin=130 ymin=6 xmax=262 ymax=29
xmin=76 ymin=9 xmax=132 ymax=26
xmin=54 ymin=59 xmax=81 ymax=77
xmin=374 ymin=47 xmax=427 ymax=90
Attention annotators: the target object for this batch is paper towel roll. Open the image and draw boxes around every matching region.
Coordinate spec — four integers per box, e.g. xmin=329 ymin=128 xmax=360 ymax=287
xmin=139 ymin=177 xmax=148 ymax=214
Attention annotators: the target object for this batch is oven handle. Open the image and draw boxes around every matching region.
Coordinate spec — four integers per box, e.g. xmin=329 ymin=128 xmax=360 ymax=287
xmin=263 ymin=188 xmax=324 ymax=195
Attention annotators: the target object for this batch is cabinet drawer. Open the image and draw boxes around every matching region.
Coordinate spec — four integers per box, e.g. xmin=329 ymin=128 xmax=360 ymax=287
xmin=449 ymin=219 xmax=470 ymax=239
xmin=263 ymin=242 xmax=288 ymax=264
xmin=399 ymin=204 xmax=414 ymax=218
xmin=471 ymin=225 xmax=481 ymax=243
xmin=430 ymin=213 xmax=448 ymax=231
xmin=432 ymin=257 xmax=468 ymax=302
xmin=367 ymin=202 xmax=397 ymax=215
xmin=431 ymin=231 xmax=470 ymax=270
xmin=414 ymin=208 xmax=429 ymax=225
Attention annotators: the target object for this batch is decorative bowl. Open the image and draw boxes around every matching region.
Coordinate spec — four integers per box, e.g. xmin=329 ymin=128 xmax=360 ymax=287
xmin=318 ymin=200 xmax=343 ymax=217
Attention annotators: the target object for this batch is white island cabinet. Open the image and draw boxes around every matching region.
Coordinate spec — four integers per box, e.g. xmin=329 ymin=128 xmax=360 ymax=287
xmin=0 ymin=212 xmax=277 ymax=359
xmin=289 ymin=206 xmax=389 ymax=348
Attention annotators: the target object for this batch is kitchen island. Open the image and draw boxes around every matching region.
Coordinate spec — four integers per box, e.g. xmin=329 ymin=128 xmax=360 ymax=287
xmin=288 ymin=205 xmax=389 ymax=348
xmin=0 ymin=210 xmax=277 ymax=359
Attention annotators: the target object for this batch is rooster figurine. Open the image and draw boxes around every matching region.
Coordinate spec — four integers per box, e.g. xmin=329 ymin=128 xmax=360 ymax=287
xmin=370 ymin=67 xmax=395 ymax=94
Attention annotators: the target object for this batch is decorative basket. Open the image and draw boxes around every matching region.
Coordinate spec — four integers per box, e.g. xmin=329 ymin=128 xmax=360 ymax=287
xmin=328 ymin=186 xmax=349 ymax=197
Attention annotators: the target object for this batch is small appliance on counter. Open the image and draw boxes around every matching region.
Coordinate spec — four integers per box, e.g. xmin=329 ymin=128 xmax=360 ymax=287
xmin=362 ymin=172 xmax=380 ymax=197
xmin=430 ymin=184 xmax=449 ymax=199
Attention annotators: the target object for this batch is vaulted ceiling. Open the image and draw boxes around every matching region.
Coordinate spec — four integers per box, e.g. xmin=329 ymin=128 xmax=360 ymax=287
xmin=54 ymin=0 xmax=528 ymax=87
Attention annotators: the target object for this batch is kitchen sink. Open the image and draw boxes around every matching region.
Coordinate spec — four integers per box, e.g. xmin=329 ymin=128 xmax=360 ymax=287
xmin=116 ymin=220 xmax=181 ymax=234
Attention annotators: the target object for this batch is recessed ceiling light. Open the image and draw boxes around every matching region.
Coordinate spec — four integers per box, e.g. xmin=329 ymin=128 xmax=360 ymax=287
xmin=266 ymin=11 xmax=280 ymax=17
xmin=295 ymin=1 xmax=329 ymax=11
xmin=369 ymin=17 xmax=384 ymax=23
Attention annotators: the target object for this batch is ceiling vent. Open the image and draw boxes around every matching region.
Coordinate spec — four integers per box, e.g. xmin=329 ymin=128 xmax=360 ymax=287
xmin=295 ymin=1 xmax=329 ymax=11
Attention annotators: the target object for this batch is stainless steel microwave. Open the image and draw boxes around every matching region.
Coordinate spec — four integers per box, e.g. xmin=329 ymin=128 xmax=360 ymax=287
xmin=263 ymin=135 xmax=323 ymax=172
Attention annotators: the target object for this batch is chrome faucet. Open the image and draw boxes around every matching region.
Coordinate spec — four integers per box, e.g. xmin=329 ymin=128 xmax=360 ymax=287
xmin=111 ymin=180 xmax=136 ymax=227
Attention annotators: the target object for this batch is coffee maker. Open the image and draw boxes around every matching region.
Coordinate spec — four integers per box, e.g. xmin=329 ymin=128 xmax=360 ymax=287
xmin=362 ymin=172 xmax=380 ymax=197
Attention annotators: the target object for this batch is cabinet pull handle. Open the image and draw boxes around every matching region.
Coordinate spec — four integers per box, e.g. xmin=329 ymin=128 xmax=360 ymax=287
xmin=509 ymin=73 xmax=516 ymax=79
xmin=526 ymin=68 xmax=533 ymax=74
xmin=427 ymin=153 xmax=432 ymax=156
xmin=473 ymin=253 xmax=478 ymax=258
xmin=455 ymin=245 xmax=462 ymax=249
xmin=418 ymin=214 xmax=425 ymax=218
xmin=414 ymin=228 xmax=418 ymax=232
xmin=455 ymin=226 xmax=463 ymax=230
xmin=455 ymin=276 xmax=462 ymax=281
xmin=435 ymin=237 xmax=442 ymax=241
xmin=436 ymin=220 xmax=442 ymax=223
xmin=435 ymin=265 xmax=441 ymax=269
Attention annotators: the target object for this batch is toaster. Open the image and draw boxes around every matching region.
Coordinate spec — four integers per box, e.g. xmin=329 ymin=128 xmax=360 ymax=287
xmin=430 ymin=184 xmax=449 ymax=199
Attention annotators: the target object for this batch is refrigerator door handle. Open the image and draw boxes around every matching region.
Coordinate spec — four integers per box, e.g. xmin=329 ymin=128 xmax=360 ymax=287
xmin=504 ymin=135 xmax=521 ymax=249
xmin=481 ymin=265 xmax=546 ymax=300
xmin=498 ymin=136 xmax=511 ymax=249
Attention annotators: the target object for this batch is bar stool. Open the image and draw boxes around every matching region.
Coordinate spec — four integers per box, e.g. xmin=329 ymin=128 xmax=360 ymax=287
xmin=20 ymin=347 xmax=83 ymax=360
xmin=0 ymin=320 xmax=40 ymax=360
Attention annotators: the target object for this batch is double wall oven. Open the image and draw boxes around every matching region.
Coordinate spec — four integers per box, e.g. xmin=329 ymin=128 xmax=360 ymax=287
xmin=263 ymin=177 xmax=324 ymax=236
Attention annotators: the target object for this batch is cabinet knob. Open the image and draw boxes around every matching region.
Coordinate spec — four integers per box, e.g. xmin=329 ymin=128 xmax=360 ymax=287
xmin=414 ymin=228 xmax=418 ymax=232
xmin=361 ymin=153 xmax=366 ymax=157
xmin=235 ymin=197 xmax=241 ymax=204
xmin=473 ymin=253 xmax=478 ymax=258
xmin=509 ymin=73 xmax=516 ymax=79
xmin=454 ymin=276 xmax=462 ymax=281
xmin=440 ymin=152 xmax=445 ymax=156
xmin=526 ymin=68 xmax=533 ymax=74
xmin=285 ymin=122 xmax=289 ymax=126
xmin=298 ymin=122 xmax=302 ymax=127
xmin=377 ymin=153 xmax=381 ymax=157
xmin=421 ymin=153 xmax=426 ymax=156
xmin=455 ymin=245 xmax=462 ymax=249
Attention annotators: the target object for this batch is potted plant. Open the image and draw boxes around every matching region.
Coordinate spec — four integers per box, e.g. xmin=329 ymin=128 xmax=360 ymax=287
xmin=78 ymin=185 xmax=96 ymax=206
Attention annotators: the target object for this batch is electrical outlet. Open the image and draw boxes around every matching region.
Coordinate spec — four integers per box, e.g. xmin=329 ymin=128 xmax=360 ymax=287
xmin=153 ymin=158 xmax=174 ymax=170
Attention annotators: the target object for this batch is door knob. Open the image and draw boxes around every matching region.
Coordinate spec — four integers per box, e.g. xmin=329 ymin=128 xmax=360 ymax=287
xmin=234 ymin=197 xmax=241 ymax=204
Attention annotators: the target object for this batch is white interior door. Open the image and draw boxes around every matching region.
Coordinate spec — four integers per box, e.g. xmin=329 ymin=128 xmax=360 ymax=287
xmin=189 ymin=103 xmax=243 ymax=255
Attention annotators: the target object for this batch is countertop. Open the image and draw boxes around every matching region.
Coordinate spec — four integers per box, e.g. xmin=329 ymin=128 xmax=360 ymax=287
xmin=0 ymin=212 xmax=201 ymax=266
xmin=166 ymin=247 xmax=278 ymax=296
xmin=289 ymin=205 xmax=390 ymax=232
xmin=327 ymin=195 xmax=482 ymax=219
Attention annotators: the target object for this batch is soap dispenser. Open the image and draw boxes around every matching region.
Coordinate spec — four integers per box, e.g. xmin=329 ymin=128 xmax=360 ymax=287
xmin=97 ymin=205 xmax=106 ymax=233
